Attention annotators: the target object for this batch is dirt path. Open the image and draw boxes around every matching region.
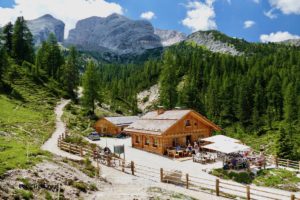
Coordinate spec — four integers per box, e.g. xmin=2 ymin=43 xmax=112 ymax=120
xmin=41 ymin=99 xmax=81 ymax=160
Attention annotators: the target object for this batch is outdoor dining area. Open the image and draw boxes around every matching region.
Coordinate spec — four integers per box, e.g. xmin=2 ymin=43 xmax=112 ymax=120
xmin=191 ymin=135 xmax=267 ymax=170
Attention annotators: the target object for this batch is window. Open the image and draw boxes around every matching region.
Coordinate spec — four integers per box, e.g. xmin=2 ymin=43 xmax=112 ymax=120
xmin=145 ymin=137 xmax=150 ymax=145
xmin=102 ymin=127 xmax=107 ymax=133
xmin=185 ymin=120 xmax=191 ymax=127
xmin=135 ymin=135 xmax=140 ymax=143
xmin=153 ymin=138 xmax=158 ymax=147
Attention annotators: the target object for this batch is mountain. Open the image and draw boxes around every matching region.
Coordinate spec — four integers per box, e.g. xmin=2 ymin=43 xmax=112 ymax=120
xmin=280 ymin=39 xmax=300 ymax=47
xmin=27 ymin=14 xmax=65 ymax=45
xmin=65 ymin=13 xmax=162 ymax=55
xmin=154 ymin=29 xmax=186 ymax=46
xmin=185 ymin=30 xmax=242 ymax=56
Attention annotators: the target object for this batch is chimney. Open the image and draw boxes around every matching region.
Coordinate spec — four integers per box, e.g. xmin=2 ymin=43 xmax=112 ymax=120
xmin=157 ymin=106 xmax=165 ymax=115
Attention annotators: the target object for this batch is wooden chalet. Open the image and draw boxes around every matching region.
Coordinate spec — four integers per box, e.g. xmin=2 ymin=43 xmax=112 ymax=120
xmin=94 ymin=116 xmax=139 ymax=136
xmin=124 ymin=109 xmax=221 ymax=155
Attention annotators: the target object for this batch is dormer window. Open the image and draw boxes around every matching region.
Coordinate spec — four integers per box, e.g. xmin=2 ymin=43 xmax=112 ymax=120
xmin=185 ymin=120 xmax=191 ymax=127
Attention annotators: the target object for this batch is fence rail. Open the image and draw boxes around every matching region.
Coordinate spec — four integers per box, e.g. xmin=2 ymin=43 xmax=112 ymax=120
xmin=57 ymin=135 xmax=300 ymax=200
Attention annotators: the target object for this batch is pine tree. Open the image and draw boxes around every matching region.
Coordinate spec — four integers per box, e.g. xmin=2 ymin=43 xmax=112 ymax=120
xmin=283 ymin=83 xmax=298 ymax=123
xmin=0 ymin=47 xmax=9 ymax=80
xmin=46 ymin=33 xmax=64 ymax=79
xmin=62 ymin=46 xmax=80 ymax=99
xmin=277 ymin=127 xmax=295 ymax=159
xmin=82 ymin=61 xmax=101 ymax=113
xmin=159 ymin=51 xmax=178 ymax=109
xmin=12 ymin=17 xmax=34 ymax=64
xmin=2 ymin=22 xmax=13 ymax=56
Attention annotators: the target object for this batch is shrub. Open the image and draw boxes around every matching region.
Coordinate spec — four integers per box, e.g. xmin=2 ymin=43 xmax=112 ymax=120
xmin=14 ymin=189 xmax=33 ymax=200
xmin=89 ymin=183 xmax=98 ymax=191
xmin=73 ymin=181 xmax=88 ymax=192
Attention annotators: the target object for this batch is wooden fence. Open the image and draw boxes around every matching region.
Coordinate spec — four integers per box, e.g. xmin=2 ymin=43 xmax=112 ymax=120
xmin=57 ymin=136 xmax=300 ymax=200
xmin=274 ymin=157 xmax=300 ymax=171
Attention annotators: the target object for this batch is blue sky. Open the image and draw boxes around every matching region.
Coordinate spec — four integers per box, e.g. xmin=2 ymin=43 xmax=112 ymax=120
xmin=1 ymin=0 xmax=300 ymax=42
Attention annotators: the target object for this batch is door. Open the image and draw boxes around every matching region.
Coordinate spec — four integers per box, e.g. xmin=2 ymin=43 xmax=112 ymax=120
xmin=186 ymin=135 xmax=191 ymax=145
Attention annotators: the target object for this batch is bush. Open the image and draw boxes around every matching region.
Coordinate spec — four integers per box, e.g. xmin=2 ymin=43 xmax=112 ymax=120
xmin=211 ymin=169 xmax=253 ymax=184
xmin=89 ymin=183 xmax=98 ymax=191
xmin=14 ymin=189 xmax=33 ymax=200
xmin=73 ymin=181 xmax=88 ymax=192
xmin=45 ymin=191 xmax=53 ymax=200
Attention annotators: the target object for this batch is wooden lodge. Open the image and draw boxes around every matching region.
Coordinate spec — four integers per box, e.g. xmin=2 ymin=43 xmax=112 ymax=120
xmin=124 ymin=109 xmax=221 ymax=155
xmin=94 ymin=116 xmax=139 ymax=136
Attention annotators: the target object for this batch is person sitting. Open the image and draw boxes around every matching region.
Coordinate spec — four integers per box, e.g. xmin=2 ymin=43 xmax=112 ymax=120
xmin=194 ymin=142 xmax=199 ymax=154
xmin=176 ymin=145 xmax=181 ymax=151
xmin=188 ymin=143 xmax=192 ymax=151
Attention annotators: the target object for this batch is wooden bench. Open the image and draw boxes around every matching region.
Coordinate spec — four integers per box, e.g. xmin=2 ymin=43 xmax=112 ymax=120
xmin=167 ymin=149 xmax=179 ymax=158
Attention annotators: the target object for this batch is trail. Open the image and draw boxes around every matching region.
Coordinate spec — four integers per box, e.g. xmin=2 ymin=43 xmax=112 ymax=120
xmin=41 ymin=99 xmax=81 ymax=160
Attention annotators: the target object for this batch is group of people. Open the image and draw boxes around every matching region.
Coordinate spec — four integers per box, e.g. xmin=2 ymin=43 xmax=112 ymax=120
xmin=223 ymin=151 xmax=266 ymax=170
xmin=175 ymin=141 xmax=200 ymax=155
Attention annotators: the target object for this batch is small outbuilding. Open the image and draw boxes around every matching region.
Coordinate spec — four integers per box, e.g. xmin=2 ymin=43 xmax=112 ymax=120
xmin=94 ymin=116 xmax=139 ymax=136
xmin=124 ymin=109 xmax=221 ymax=155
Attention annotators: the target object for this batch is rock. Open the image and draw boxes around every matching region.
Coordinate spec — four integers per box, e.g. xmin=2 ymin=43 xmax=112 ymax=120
xmin=27 ymin=14 xmax=65 ymax=46
xmin=154 ymin=29 xmax=186 ymax=46
xmin=65 ymin=13 xmax=162 ymax=55
xmin=280 ymin=39 xmax=300 ymax=47
xmin=137 ymin=84 xmax=160 ymax=112
xmin=185 ymin=30 xmax=241 ymax=56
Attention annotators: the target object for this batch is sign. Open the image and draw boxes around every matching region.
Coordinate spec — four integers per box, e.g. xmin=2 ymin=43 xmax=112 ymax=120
xmin=114 ymin=145 xmax=125 ymax=155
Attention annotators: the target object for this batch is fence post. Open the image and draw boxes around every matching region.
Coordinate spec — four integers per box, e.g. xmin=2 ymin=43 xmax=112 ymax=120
xmin=69 ymin=143 xmax=71 ymax=153
xmin=160 ymin=168 xmax=163 ymax=182
xmin=122 ymin=160 xmax=125 ymax=172
xmin=287 ymin=160 xmax=290 ymax=168
xmin=275 ymin=156 xmax=279 ymax=168
xmin=246 ymin=186 xmax=250 ymax=200
xmin=131 ymin=161 xmax=135 ymax=175
xmin=107 ymin=156 xmax=111 ymax=167
xmin=96 ymin=161 xmax=100 ymax=178
xmin=216 ymin=179 xmax=220 ymax=196
xmin=291 ymin=194 xmax=295 ymax=200
xmin=299 ymin=161 xmax=300 ymax=171
xmin=186 ymin=174 xmax=189 ymax=189
xmin=80 ymin=147 xmax=83 ymax=157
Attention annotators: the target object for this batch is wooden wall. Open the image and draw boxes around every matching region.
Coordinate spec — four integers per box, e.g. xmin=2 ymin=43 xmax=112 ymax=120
xmin=94 ymin=118 xmax=120 ymax=135
xmin=128 ymin=111 xmax=214 ymax=155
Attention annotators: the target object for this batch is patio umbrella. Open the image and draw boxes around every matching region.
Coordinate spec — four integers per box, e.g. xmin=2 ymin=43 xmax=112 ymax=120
xmin=202 ymin=142 xmax=250 ymax=154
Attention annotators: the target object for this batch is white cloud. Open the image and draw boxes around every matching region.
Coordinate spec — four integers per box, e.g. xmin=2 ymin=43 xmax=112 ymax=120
xmin=253 ymin=0 xmax=260 ymax=3
xmin=260 ymin=31 xmax=300 ymax=43
xmin=264 ymin=9 xmax=277 ymax=19
xmin=269 ymin=0 xmax=300 ymax=15
xmin=140 ymin=11 xmax=155 ymax=20
xmin=0 ymin=0 xmax=123 ymax=37
xmin=244 ymin=20 xmax=255 ymax=28
xmin=182 ymin=0 xmax=217 ymax=32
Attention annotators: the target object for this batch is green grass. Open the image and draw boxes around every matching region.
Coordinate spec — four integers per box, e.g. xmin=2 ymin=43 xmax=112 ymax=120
xmin=254 ymin=169 xmax=300 ymax=192
xmin=0 ymin=69 xmax=58 ymax=176
xmin=211 ymin=168 xmax=300 ymax=192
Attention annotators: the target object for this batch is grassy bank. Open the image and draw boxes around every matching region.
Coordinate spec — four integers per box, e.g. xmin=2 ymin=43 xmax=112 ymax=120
xmin=0 ymin=70 xmax=59 ymax=176
xmin=211 ymin=168 xmax=300 ymax=192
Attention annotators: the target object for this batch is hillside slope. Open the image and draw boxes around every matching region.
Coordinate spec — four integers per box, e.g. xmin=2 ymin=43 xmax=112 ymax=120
xmin=0 ymin=68 xmax=60 ymax=175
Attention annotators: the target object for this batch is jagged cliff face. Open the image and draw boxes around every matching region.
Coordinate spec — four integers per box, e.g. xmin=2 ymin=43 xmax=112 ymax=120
xmin=27 ymin=14 xmax=65 ymax=45
xmin=154 ymin=29 xmax=186 ymax=46
xmin=186 ymin=31 xmax=241 ymax=56
xmin=65 ymin=14 xmax=162 ymax=55
xmin=281 ymin=39 xmax=300 ymax=47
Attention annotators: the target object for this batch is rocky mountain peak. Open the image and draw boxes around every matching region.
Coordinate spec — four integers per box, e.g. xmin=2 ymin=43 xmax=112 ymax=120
xmin=186 ymin=30 xmax=241 ymax=56
xmin=27 ymin=14 xmax=65 ymax=45
xmin=154 ymin=29 xmax=186 ymax=46
xmin=65 ymin=13 xmax=161 ymax=55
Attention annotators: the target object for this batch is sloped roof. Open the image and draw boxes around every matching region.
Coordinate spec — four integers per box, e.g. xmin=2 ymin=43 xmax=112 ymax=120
xmin=104 ymin=116 xmax=139 ymax=126
xmin=125 ymin=109 xmax=221 ymax=135
xmin=200 ymin=135 xmax=241 ymax=144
